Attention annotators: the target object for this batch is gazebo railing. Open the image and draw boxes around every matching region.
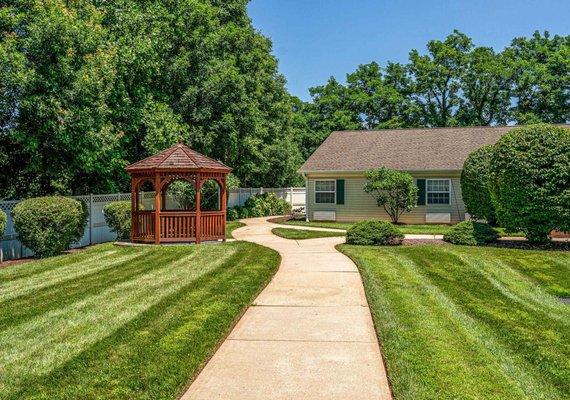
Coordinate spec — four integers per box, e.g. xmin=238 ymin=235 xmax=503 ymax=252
xmin=199 ymin=211 xmax=225 ymax=240
xmin=132 ymin=210 xmax=225 ymax=243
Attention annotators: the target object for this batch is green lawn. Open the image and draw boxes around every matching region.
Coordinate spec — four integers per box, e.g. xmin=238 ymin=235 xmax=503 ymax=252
xmin=226 ymin=220 xmax=245 ymax=238
xmin=280 ymin=219 xmax=525 ymax=236
xmin=279 ymin=219 xmax=451 ymax=234
xmin=271 ymin=227 xmax=345 ymax=240
xmin=339 ymin=244 xmax=570 ymax=400
xmin=0 ymin=242 xmax=279 ymax=400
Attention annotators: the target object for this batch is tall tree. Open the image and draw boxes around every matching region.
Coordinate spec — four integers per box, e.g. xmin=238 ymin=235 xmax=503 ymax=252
xmin=346 ymin=62 xmax=418 ymax=129
xmin=408 ymin=30 xmax=473 ymax=126
xmin=507 ymin=31 xmax=570 ymax=124
xmin=457 ymin=47 xmax=513 ymax=125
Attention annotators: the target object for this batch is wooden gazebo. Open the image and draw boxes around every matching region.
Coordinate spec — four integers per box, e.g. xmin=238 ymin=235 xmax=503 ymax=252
xmin=125 ymin=143 xmax=231 ymax=244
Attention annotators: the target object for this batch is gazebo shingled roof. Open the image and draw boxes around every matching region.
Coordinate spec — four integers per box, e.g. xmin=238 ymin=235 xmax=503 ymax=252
xmin=126 ymin=143 xmax=231 ymax=172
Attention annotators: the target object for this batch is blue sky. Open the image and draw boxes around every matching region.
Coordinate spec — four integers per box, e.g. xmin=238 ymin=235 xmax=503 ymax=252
xmin=248 ymin=0 xmax=570 ymax=101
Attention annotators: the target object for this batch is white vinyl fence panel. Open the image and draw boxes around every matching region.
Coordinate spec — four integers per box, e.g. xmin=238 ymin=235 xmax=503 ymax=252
xmin=227 ymin=187 xmax=305 ymax=208
xmin=0 ymin=187 xmax=306 ymax=261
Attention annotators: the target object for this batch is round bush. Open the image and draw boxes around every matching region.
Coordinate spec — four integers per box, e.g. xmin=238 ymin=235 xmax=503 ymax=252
xmin=0 ymin=209 xmax=6 ymax=238
xmin=346 ymin=220 xmax=404 ymax=246
xmin=489 ymin=124 xmax=570 ymax=244
xmin=243 ymin=193 xmax=292 ymax=217
xmin=461 ymin=145 xmax=496 ymax=224
xmin=226 ymin=207 xmax=239 ymax=221
xmin=103 ymin=201 xmax=138 ymax=240
xmin=13 ymin=196 xmax=87 ymax=257
xmin=443 ymin=221 xmax=498 ymax=246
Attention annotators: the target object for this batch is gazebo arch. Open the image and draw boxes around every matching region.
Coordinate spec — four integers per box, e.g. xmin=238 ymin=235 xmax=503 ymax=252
xmin=125 ymin=143 xmax=231 ymax=244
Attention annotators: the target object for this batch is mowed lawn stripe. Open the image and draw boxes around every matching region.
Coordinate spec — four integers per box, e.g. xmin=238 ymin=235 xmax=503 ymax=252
xmin=0 ymin=247 xmax=190 ymax=327
xmin=410 ymin=247 xmax=569 ymax=395
xmin=0 ymin=247 xmax=145 ymax=301
xmin=359 ymin=249 xmax=535 ymax=399
xmin=0 ymin=247 xmax=121 ymax=282
xmin=1 ymin=247 xmax=228 ymax=380
xmin=339 ymin=244 xmax=569 ymax=400
xmin=396 ymin=249 xmax=561 ymax=399
xmin=3 ymin=242 xmax=279 ymax=400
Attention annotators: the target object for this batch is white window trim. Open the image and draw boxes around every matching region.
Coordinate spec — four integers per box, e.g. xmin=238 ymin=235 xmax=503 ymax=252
xmin=314 ymin=179 xmax=336 ymax=204
xmin=426 ymin=178 xmax=451 ymax=205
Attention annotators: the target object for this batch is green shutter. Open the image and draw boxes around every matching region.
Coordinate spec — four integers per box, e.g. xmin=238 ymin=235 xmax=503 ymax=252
xmin=336 ymin=179 xmax=345 ymax=204
xmin=417 ymin=179 xmax=426 ymax=205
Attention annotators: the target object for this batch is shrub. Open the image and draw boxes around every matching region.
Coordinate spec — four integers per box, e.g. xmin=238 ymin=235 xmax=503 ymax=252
xmin=363 ymin=168 xmax=418 ymax=223
xmin=461 ymin=145 xmax=496 ymax=224
xmin=346 ymin=220 xmax=404 ymax=246
xmin=236 ymin=206 xmax=250 ymax=219
xmin=13 ymin=196 xmax=87 ymax=257
xmin=443 ymin=221 xmax=498 ymax=246
xmin=103 ymin=201 xmax=138 ymax=240
xmin=489 ymin=124 xmax=570 ymax=244
xmin=226 ymin=207 xmax=239 ymax=221
xmin=0 ymin=209 xmax=6 ymax=238
xmin=243 ymin=193 xmax=292 ymax=217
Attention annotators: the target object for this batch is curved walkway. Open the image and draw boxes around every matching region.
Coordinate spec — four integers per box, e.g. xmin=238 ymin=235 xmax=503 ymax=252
xmin=182 ymin=217 xmax=392 ymax=400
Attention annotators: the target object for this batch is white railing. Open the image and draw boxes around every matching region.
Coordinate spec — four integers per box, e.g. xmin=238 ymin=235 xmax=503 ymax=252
xmin=0 ymin=187 xmax=306 ymax=261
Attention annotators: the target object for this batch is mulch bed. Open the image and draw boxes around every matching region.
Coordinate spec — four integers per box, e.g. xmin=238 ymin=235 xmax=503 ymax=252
xmin=488 ymin=240 xmax=570 ymax=251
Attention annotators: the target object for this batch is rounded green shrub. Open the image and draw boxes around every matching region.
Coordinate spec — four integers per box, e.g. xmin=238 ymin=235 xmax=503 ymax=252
xmin=243 ymin=193 xmax=291 ymax=217
xmin=489 ymin=124 xmax=570 ymax=244
xmin=103 ymin=201 xmax=138 ymax=240
xmin=13 ymin=196 xmax=88 ymax=257
xmin=346 ymin=220 xmax=404 ymax=246
xmin=226 ymin=207 xmax=239 ymax=221
xmin=443 ymin=221 xmax=499 ymax=246
xmin=237 ymin=206 xmax=251 ymax=219
xmin=461 ymin=145 xmax=496 ymax=224
xmin=0 ymin=209 xmax=6 ymax=238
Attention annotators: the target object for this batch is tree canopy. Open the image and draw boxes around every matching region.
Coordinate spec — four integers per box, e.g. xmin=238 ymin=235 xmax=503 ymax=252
xmin=0 ymin=0 xmax=301 ymax=198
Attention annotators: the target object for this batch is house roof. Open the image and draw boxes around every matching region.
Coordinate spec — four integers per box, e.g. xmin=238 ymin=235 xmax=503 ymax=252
xmin=126 ymin=143 xmax=231 ymax=172
xmin=299 ymin=126 xmax=518 ymax=173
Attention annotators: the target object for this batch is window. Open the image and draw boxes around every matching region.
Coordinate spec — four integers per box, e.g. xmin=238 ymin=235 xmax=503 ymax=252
xmin=315 ymin=180 xmax=336 ymax=204
xmin=426 ymin=179 xmax=450 ymax=205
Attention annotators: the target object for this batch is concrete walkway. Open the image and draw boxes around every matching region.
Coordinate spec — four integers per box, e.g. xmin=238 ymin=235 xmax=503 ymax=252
xmin=181 ymin=217 xmax=392 ymax=400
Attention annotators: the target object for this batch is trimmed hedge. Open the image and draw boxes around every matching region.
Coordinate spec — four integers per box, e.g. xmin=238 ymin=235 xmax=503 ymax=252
xmin=461 ymin=145 xmax=496 ymax=224
xmin=346 ymin=220 xmax=404 ymax=246
xmin=103 ymin=201 xmax=137 ymax=240
xmin=0 ymin=209 xmax=6 ymax=238
xmin=443 ymin=221 xmax=498 ymax=246
xmin=489 ymin=124 xmax=570 ymax=244
xmin=13 ymin=196 xmax=87 ymax=257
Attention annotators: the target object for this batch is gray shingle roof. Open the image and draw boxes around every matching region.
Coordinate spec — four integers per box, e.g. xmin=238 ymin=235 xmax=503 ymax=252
xmin=299 ymin=126 xmax=517 ymax=172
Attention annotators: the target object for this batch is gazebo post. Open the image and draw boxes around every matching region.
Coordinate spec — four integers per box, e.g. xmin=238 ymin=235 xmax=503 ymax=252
xmin=195 ymin=172 xmax=201 ymax=244
xmin=154 ymin=173 xmax=161 ymax=244
xmin=221 ymin=177 xmax=227 ymax=242
xmin=131 ymin=178 xmax=137 ymax=241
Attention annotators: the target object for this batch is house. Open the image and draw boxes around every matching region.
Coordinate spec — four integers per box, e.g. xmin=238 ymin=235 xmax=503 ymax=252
xmin=299 ymin=126 xmax=515 ymax=224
